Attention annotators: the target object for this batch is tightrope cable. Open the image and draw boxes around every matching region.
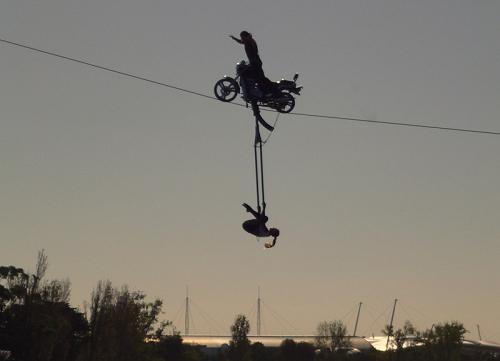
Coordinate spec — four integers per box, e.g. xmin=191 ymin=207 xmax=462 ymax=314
xmin=1 ymin=37 xmax=499 ymax=136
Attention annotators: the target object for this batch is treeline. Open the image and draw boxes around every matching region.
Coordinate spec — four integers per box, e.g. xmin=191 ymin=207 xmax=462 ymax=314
xmin=0 ymin=252 xmax=495 ymax=361
xmin=224 ymin=315 xmax=494 ymax=361
xmin=0 ymin=251 xmax=170 ymax=361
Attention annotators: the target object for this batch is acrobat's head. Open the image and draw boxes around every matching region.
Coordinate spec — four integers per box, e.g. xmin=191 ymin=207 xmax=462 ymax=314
xmin=269 ymin=228 xmax=280 ymax=238
xmin=240 ymin=31 xmax=252 ymax=40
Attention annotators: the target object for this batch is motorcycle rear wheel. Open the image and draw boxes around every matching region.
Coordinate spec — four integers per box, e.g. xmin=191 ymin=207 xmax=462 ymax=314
xmin=276 ymin=92 xmax=295 ymax=113
xmin=214 ymin=78 xmax=239 ymax=102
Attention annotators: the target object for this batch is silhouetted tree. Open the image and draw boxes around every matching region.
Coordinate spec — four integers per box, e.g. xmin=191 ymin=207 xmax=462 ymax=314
xmin=182 ymin=346 xmax=203 ymax=361
xmin=0 ymin=250 xmax=88 ymax=361
xmin=279 ymin=339 xmax=297 ymax=361
xmin=155 ymin=334 xmax=184 ymax=361
xmin=393 ymin=328 xmax=406 ymax=353
xmin=250 ymin=342 xmax=269 ymax=361
xmin=275 ymin=339 xmax=315 ymax=361
xmin=382 ymin=321 xmax=422 ymax=360
xmin=84 ymin=280 xmax=163 ymax=361
xmin=402 ymin=321 xmax=416 ymax=337
xmin=295 ymin=341 xmax=315 ymax=361
xmin=382 ymin=324 xmax=394 ymax=339
xmin=315 ymin=320 xmax=351 ymax=352
xmin=229 ymin=314 xmax=251 ymax=361
xmin=422 ymin=322 xmax=466 ymax=361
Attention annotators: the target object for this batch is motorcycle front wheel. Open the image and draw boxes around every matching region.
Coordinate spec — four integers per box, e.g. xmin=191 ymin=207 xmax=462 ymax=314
xmin=276 ymin=92 xmax=295 ymax=113
xmin=214 ymin=78 xmax=239 ymax=102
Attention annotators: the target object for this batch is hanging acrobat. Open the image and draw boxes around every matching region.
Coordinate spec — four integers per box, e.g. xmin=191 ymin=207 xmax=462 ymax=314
xmin=241 ymin=119 xmax=280 ymax=248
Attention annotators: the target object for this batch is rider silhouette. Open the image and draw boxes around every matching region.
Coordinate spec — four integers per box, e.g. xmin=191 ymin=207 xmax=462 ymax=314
xmin=230 ymin=31 xmax=278 ymax=131
xmin=242 ymin=203 xmax=280 ymax=248
xmin=229 ymin=31 xmax=277 ymax=96
xmin=230 ymin=31 xmax=264 ymax=78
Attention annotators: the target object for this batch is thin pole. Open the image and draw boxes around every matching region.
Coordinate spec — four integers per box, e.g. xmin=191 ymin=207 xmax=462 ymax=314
xmin=185 ymin=286 xmax=189 ymax=336
xmin=257 ymin=287 xmax=261 ymax=336
xmin=353 ymin=302 xmax=362 ymax=337
xmin=477 ymin=324 xmax=482 ymax=341
xmin=386 ymin=299 xmax=398 ymax=350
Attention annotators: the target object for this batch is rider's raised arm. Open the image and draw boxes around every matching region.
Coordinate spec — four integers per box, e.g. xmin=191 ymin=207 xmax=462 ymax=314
xmin=229 ymin=35 xmax=243 ymax=44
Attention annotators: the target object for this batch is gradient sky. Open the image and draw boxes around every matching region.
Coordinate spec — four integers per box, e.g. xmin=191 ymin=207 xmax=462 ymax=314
xmin=1 ymin=0 xmax=499 ymax=340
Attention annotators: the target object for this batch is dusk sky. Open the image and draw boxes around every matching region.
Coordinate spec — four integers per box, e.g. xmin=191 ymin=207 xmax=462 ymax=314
xmin=1 ymin=0 xmax=499 ymax=340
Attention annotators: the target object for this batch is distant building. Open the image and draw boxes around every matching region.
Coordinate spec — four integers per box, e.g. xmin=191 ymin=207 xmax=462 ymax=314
xmin=182 ymin=335 xmax=376 ymax=355
xmin=462 ymin=339 xmax=500 ymax=358
xmin=182 ymin=334 xmax=500 ymax=357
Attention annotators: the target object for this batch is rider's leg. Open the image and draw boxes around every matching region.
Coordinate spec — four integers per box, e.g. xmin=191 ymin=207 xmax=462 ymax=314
xmin=251 ymin=101 xmax=274 ymax=131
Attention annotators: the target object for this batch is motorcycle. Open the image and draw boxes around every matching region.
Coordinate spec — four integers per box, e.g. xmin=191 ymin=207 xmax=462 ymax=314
xmin=214 ymin=60 xmax=302 ymax=113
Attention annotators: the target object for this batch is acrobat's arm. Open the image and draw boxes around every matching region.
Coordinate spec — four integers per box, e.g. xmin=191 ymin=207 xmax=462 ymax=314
xmin=229 ymin=35 xmax=243 ymax=44
xmin=264 ymin=237 xmax=277 ymax=249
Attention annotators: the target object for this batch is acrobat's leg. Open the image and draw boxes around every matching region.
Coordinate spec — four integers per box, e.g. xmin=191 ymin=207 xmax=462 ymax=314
xmin=251 ymin=101 xmax=274 ymax=131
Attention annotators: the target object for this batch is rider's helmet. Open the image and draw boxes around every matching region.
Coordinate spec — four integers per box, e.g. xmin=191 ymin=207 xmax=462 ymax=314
xmin=240 ymin=31 xmax=252 ymax=40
